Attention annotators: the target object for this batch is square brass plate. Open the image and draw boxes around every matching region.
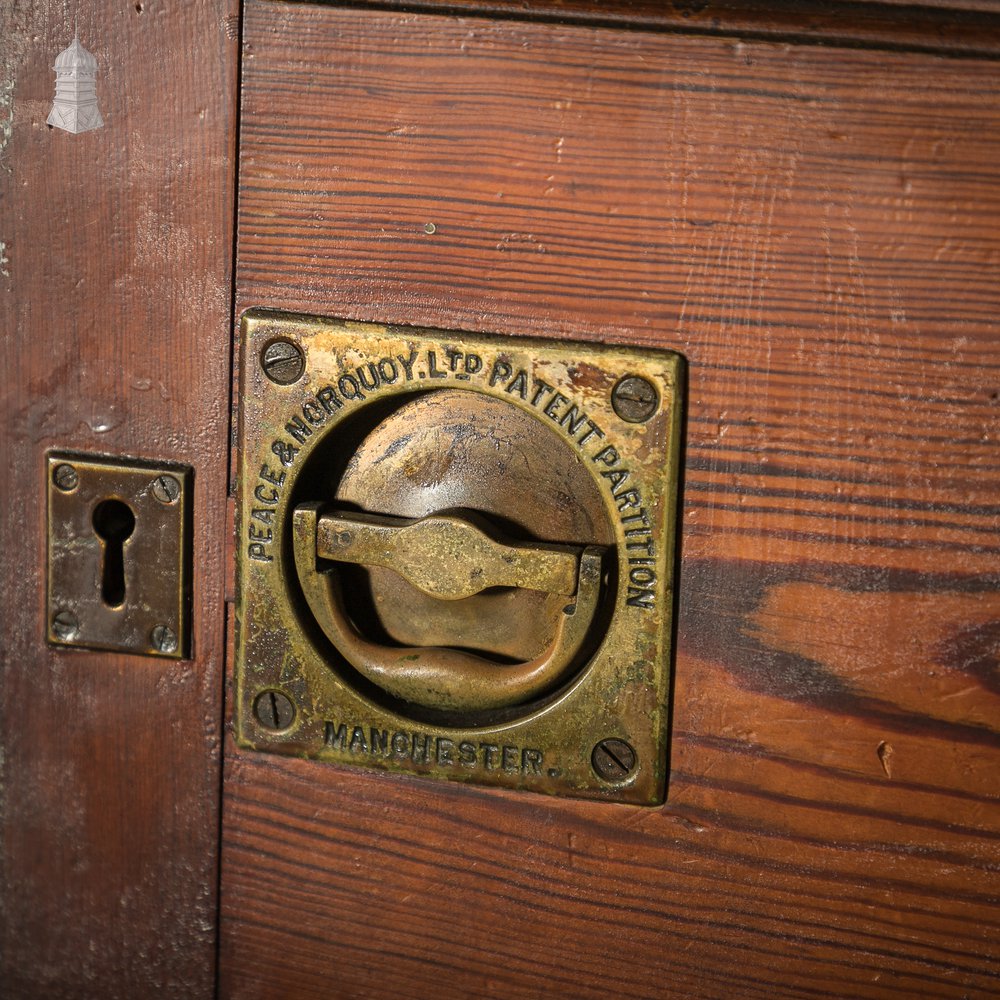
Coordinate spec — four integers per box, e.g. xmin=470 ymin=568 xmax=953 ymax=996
xmin=235 ymin=311 xmax=683 ymax=804
xmin=47 ymin=452 xmax=191 ymax=658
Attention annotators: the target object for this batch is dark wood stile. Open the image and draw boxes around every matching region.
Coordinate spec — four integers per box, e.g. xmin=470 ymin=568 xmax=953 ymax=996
xmin=0 ymin=3 xmax=237 ymax=996
xmin=221 ymin=3 xmax=1000 ymax=998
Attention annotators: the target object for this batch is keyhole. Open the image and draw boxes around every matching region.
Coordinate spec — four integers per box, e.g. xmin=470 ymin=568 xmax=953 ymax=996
xmin=92 ymin=499 xmax=136 ymax=608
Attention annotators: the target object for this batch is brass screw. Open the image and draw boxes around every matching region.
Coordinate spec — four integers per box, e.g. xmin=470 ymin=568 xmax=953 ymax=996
xmin=261 ymin=340 xmax=305 ymax=385
xmin=151 ymin=474 xmax=180 ymax=504
xmin=591 ymin=738 xmax=637 ymax=782
xmin=52 ymin=610 xmax=80 ymax=641
xmin=53 ymin=463 xmax=79 ymax=491
xmin=611 ymin=376 xmax=658 ymax=423
xmin=254 ymin=690 xmax=296 ymax=731
xmin=151 ymin=624 xmax=178 ymax=654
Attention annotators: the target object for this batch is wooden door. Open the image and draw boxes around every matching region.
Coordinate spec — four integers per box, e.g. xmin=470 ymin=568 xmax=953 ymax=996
xmin=4 ymin=2 xmax=1000 ymax=998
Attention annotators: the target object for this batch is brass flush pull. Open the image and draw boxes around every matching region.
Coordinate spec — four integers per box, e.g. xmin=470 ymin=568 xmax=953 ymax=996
xmin=235 ymin=311 xmax=684 ymax=804
xmin=293 ymin=504 xmax=605 ymax=712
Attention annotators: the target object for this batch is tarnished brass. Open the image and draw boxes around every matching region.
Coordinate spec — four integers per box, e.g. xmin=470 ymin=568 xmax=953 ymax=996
xmin=294 ymin=503 xmax=605 ymax=713
xmin=313 ymin=510 xmax=585 ymax=601
xmin=334 ymin=389 xmax=611 ymax=664
xmin=47 ymin=452 xmax=191 ymax=658
xmin=235 ymin=310 xmax=684 ymax=804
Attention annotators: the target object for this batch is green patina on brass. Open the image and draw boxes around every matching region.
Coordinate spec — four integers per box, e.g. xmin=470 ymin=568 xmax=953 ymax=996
xmin=234 ymin=310 xmax=684 ymax=804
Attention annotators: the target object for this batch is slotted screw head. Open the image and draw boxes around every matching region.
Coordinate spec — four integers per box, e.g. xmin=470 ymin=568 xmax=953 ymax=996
xmin=151 ymin=624 xmax=178 ymax=654
xmin=52 ymin=610 xmax=80 ymax=641
xmin=53 ymin=463 xmax=79 ymax=491
xmin=611 ymin=375 xmax=659 ymax=423
xmin=151 ymin=474 xmax=180 ymax=504
xmin=254 ymin=690 xmax=296 ymax=731
xmin=261 ymin=340 xmax=305 ymax=385
xmin=591 ymin=738 xmax=637 ymax=782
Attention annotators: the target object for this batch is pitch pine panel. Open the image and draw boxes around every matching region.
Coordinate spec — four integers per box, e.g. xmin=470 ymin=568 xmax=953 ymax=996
xmin=223 ymin=4 xmax=1000 ymax=997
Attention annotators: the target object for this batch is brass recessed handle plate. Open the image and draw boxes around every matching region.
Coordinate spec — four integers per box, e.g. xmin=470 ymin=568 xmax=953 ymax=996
xmin=234 ymin=310 xmax=684 ymax=804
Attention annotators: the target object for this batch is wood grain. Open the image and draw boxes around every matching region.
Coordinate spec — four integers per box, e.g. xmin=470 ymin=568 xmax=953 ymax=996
xmin=324 ymin=0 xmax=1000 ymax=59
xmin=222 ymin=4 xmax=1000 ymax=998
xmin=0 ymin=2 xmax=236 ymax=996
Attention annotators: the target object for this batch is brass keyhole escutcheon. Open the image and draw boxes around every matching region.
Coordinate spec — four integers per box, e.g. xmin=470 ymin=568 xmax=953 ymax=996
xmin=47 ymin=453 xmax=191 ymax=658
xmin=235 ymin=312 xmax=683 ymax=804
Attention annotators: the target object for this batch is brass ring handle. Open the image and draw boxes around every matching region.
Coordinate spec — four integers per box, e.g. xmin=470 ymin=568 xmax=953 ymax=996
xmin=292 ymin=503 xmax=605 ymax=712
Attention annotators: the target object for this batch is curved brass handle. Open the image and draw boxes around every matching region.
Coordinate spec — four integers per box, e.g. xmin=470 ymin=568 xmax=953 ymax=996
xmin=292 ymin=503 xmax=605 ymax=712
xmin=315 ymin=509 xmax=583 ymax=600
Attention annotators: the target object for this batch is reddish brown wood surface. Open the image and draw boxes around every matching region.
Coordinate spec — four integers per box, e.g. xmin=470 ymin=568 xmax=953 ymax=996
xmin=0 ymin=3 xmax=236 ymax=996
xmin=222 ymin=4 xmax=1000 ymax=998
xmin=336 ymin=0 xmax=1000 ymax=59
